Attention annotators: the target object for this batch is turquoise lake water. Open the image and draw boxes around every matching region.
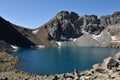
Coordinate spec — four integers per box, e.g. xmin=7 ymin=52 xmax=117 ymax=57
xmin=13 ymin=46 xmax=120 ymax=75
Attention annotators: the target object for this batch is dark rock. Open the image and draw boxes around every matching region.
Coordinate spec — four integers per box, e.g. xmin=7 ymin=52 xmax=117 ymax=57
xmin=1 ymin=77 xmax=8 ymax=80
xmin=82 ymin=15 xmax=99 ymax=26
xmin=69 ymin=11 xmax=79 ymax=22
xmin=53 ymin=75 xmax=58 ymax=80
xmin=4 ymin=77 xmax=8 ymax=80
xmin=83 ymin=24 xmax=103 ymax=35
xmin=0 ymin=40 xmax=13 ymax=52
xmin=95 ymin=68 xmax=106 ymax=73
xmin=103 ymin=57 xmax=119 ymax=69
xmin=107 ymin=58 xmax=119 ymax=69
xmin=81 ymin=15 xmax=103 ymax=35
xmin=61 ymin=21 xmax=82 ymax=38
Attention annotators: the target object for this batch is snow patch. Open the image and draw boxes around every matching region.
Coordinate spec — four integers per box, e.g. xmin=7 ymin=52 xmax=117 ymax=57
xmin=73 ymin=39 xmax=77 ymax=42
xmin=111 ymin=36 xmax=117 ymax=41
xmin=32 ymin=30 xmax=39 ymax=34
xmin=92 ymin=32 xmax=103 ymax=41
xmin=82 ymin=30 xmax=100 ymax=41
xmin=11 ymin=45 xmax=18 ymax=51
xmin=92 ymin=35 xmax=98 ymax=40
xmin=111 ymin=36 xmax=120 ymax=43
xmin=37 ymin=45 xmax=45 ymax=48
xmin=82 ymin=30 xmax=89 ymax=34
xmin=69 ymin=38 xmax=77 ymax=42
xmin=57 ymin=42 xmax=61 ymax=47
xmin=31 ymin=45 xmax=45 ymax=48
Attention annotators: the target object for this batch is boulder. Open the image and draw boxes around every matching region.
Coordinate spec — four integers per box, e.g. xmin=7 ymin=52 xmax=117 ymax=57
xmin=103 ymin=57 xmax=119 ymax=69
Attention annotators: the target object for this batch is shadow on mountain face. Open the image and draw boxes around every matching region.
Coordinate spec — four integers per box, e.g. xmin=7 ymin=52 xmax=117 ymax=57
xmin=0 ymin=17 xmax=36 ymax=48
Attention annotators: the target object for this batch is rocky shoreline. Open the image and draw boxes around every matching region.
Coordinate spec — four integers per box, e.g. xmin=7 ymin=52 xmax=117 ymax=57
xmin=0 ymin=51 xmax=120 ymax=80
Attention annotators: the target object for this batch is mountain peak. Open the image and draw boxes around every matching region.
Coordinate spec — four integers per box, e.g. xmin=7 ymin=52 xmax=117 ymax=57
xmin=55 ymin=11 xmax=79 ymax=21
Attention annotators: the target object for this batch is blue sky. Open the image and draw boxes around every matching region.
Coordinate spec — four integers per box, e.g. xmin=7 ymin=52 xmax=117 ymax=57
xmin=0 ymin=0 xmax=120 ymax=29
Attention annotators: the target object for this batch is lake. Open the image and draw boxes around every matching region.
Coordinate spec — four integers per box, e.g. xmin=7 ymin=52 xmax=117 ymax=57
xmin=13 ymin=46 xmax=120 ymax=75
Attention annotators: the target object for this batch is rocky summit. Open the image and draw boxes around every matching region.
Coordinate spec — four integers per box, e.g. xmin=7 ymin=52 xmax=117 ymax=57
xmin=0 ymin=11 xmax=120 ymax=50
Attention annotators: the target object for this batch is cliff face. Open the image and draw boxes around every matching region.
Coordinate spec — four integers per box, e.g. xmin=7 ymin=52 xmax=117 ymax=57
xmin=0 ymin=11 xmax=120 ymax=48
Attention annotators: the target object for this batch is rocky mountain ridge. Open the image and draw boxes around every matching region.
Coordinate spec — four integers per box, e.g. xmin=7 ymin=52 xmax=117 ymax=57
xmin=0 ymin=11 xmax=120 ymax=50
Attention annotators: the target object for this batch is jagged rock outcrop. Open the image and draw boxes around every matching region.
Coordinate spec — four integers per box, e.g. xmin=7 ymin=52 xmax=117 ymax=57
xmin=100 ymin=11 xmax=120 ymax=27
xmin=81 ymin=15 xmax=104 ymax=35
